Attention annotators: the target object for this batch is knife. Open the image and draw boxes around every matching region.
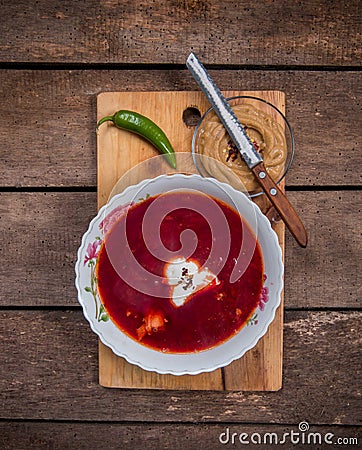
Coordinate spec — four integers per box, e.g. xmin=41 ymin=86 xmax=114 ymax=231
xmin=186 ymin=52 xmax=307 ymax=248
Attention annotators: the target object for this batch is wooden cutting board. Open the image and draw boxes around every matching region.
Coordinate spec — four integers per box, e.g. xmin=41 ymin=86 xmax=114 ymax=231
xmin=96 ymin=90 xmax=285 ymax=390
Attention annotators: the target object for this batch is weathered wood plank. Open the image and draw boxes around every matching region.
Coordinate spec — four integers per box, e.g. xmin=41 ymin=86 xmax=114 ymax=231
xmin=285 ymin=190 xmax=361 ymax=308
xmin=0 ymin=310 xmax=360 ymax=424
xmin=0 ymin=192 xmax=97 ymax=306
xmin=0 ymin=422 xmax=360 ymax=449
xmin=0 ymin=191 xmax=360 ymax=308
xmin=0 ymin=0 xmax=360 ymax=66
xmin=0 ymin=70 xmax=360 ymax=187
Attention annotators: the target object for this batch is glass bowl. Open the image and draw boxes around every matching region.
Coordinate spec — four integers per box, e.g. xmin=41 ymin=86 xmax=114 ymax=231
xmin=192 ymin=95 xmax=295 ymax=197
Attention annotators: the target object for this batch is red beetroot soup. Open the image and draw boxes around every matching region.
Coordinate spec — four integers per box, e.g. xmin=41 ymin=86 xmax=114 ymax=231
xmin=96 ymin=191 xmax=264 ymax=353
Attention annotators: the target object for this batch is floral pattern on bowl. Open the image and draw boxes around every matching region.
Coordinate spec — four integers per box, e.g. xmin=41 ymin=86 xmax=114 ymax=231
xmin=81 ymin=201 xmax=135 ymax=324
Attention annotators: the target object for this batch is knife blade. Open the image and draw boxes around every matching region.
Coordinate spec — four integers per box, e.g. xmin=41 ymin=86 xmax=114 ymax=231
xmin=186 ymin=52 xmax=307 ymax=248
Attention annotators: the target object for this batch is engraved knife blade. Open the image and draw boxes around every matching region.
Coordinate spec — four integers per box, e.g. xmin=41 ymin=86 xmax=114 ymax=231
xmin=186 ymin=52 xmax=308 ymax=248
xmin=186 ymin=52 xmax=262 ymax=168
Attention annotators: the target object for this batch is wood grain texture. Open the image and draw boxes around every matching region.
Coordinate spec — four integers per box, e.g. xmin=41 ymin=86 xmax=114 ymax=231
xmin=0 ymin=310 xmax=360 ymax=424
xmin=0 ymin=69 xmax=360 ymax=188
xmin=0 ymin=190 xmax=360 ymax=308
xmin=0 ymin=0 xmax=360 ymax=66
xmin=1 ymin=422 xmax=360 ymax=449
xmin=0 ymin=192 xmax=97 ymax=307
xmin=0 ymin=0 xmax=360 ymax=443
xmin=99 ymin=341 xmax=224 ymax=390
xmin=96 ymin=90 xmax=285 ymax=391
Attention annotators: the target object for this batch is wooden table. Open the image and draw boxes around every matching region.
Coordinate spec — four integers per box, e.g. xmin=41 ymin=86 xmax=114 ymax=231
xmin=1 ymin=1 xmax=360 ymax=448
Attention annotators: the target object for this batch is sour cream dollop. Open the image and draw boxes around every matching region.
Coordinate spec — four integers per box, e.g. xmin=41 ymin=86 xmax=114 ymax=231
xmin=164 ymin=257 xmax=219 ymax=307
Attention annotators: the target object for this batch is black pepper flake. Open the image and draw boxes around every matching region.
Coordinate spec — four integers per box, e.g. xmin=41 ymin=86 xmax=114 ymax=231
xmin=181 ymin=267 xmax=194 ymax=290
xmin=226 ymin=128 xmax=261 ymax=160
xmin=226 ymin=140 xmax=239 ymax=162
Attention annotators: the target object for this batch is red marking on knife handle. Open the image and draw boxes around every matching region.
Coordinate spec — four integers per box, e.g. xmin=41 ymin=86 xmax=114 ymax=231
xmin=252 ymin=162 xmax=308 ymax=248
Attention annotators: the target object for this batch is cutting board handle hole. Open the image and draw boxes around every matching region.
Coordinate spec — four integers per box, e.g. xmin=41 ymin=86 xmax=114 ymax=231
xmin=182 ymin=106 xmax=201 ymax=127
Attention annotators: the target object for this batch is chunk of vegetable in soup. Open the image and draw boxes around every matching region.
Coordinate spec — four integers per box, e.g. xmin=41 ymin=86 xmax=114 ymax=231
xmin=96 ymin=191 xmax=264 ymax=353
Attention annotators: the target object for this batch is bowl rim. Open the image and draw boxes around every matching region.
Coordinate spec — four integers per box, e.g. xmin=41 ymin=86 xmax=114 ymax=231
xmin=75 ymin=173 xmax=284 ymax=375
xmin=192 ymin=95 xmax=295 ymax=197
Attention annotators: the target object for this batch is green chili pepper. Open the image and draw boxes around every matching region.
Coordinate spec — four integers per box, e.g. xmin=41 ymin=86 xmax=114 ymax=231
xmin=97 ymin=110 xmax=176 ymax=169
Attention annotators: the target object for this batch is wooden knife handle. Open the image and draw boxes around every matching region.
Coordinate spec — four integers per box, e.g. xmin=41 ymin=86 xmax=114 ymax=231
xmin=252 ymin=162 xmax=308 ymax=248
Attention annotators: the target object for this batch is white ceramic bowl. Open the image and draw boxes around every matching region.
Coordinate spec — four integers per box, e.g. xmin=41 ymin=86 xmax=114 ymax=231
xmin=75 ymin=174 xmax=283 ymax=375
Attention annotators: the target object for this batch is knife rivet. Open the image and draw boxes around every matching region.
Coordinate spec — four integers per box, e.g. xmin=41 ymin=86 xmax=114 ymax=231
xmin=270 ymin=188 xmax=277 ymax=196
xmin=259 ymin=171 xmax=266 ymax=179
